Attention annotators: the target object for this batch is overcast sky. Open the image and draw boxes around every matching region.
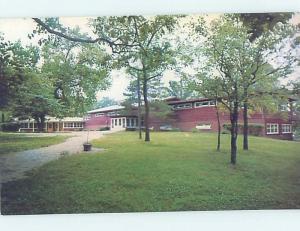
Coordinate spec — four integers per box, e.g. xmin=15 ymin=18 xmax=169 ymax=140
xmin=0 ymin=14 xmax=299 ymax=101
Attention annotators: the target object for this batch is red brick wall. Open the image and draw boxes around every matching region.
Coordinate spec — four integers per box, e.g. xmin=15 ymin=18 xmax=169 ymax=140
xmin=148 ymin=106 xmax=293 ymax=139
xmin=84 ymin=113 xmax=111 ymax=130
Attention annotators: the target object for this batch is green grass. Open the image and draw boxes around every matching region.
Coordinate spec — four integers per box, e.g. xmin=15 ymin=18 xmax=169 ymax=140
xmin=0 ymin=132 xmax=68 ymax=155
xmin=1 ymin=132 xmax=300 ymax=214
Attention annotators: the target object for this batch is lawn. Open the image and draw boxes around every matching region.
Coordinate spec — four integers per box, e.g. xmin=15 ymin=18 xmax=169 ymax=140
xmin=1 ymin=132 xmax=300 ymax=214
xmin=0 ymin=132 xmax=68 ymax=155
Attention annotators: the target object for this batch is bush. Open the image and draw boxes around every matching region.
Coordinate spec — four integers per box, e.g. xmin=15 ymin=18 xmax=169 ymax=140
xmin=223 ymin=123 xmax=264 ymax=136
xmin=1 ymin=123 xmax=20 ymax=132
xmin=126 ymin=127 xmax=137 ymax=131
xmin=99 ymin=127 xmax=110 ymax=131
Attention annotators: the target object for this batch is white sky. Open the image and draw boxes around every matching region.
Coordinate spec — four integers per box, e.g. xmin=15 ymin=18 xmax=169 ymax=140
xmin=0 ymin=14 xmax=299 ymax=101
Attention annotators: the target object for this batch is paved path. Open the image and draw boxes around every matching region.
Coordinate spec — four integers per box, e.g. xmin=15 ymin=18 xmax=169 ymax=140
xmin=0 ymin=131 xmax=111 ymax=184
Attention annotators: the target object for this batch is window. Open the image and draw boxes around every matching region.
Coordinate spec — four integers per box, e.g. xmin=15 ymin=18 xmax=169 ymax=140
xmin=173 ymin=103 xmax=192 ymax=110
xmin=95 ymin=113 xmax=104 ymax=117
xmin=115 ymin=119 xmax=117 ymax=126
xmin=279 ymin=104 xmax=289 ymax=112
xmin=266 ymin=123 xmax=279 ymax=134
xmin=119 ymin=118 xmax=121 ymax=126
xmin=107 ymin=111 xmax=118 ymax=116
xmin=122 ymin=118 xmax=125 ymax=128
xmin=20 ymin=123 xmax=29 ymax=128
xmin=194 ymin=100 xmax=215 ymax=108
xmin=111 ymin=119 xmax=114 ymax=128
xmin=196 ymin=123 xmax=212 ymax=130
xmin=64 ymin=122 xmax=83 ymax=128
xmin=131 ymin=118 xmax=135 ymax=127
xmin=282 ymin=124 xmax=292 ymax=133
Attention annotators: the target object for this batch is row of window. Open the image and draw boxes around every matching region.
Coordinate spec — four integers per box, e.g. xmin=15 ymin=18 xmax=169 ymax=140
xmin=111 ymin=118 xmax=139 ymax=128
xmin=63 ymin=122 xmax=83 ymax=128
xmin=172 ymin=100 xmax=216 ymax=110
xmin=266 ymin=123 xmax=292 ymax=134
xmin=85 ymin=111 xmax=119 ymax=120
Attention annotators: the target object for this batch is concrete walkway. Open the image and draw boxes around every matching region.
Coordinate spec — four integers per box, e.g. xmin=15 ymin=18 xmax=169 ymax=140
xmin=0 ymin=131 xmax=111 ymax=184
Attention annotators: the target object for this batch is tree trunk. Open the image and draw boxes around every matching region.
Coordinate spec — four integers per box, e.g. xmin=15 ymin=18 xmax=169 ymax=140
xmin=243 ymin=88 xmax=249 ymax=150
xmin=215 ymin=102 xmax=221 ymax=151
xmin=137 ymin=75 xmax=142 ymax=139
xmin=230 ymin=101 xmax=239 ymax=165
xmin=142 ymin=70 xmax=150 ymax=142
xmin=34 ymin=114 xmax=45 ymax=132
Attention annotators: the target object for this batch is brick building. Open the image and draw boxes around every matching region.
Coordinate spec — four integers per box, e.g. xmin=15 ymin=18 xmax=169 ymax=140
xmin=85 ymin=97 xmax=296 ymax=140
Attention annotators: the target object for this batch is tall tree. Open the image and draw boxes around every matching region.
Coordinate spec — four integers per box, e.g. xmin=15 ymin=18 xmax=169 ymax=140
xmin=93 ymin=16 xmax=179 ymax=142
xmin=192 ymin=73 xmax=224 ymax=151
xmin=11 ymin=72 xmax=64 ymax=131
xmin=41 ymin=32 xmax=111 ymax=116
xmin=94 ymin=97 xmax=118 ymax=109
xmin=0 ymin=34 xmax=39 ymax=108
xmin=200 ymin=15 xmax=296 ymax=164
xmin=238 ymin=13 xmax=295 ymax=150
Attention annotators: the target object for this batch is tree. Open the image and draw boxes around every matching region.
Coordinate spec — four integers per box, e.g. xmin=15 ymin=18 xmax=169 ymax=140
xmin=33 ymin=16 xmax=179 ymax=142
xmin=0 ymin=34 xmax=39 ymax=108
xmin=94 ymin=97 xmax=118 ymax=109
xmin=124 ymin=66 xmax=172 ymax=139
xmin=94 ymin=16 xmax=179 ymax=142
xmin=238 ymin=13 xmax=293 ymax=42
xmin=11 ymin=72 xmax=64 ymax=132
xmin=238 ymin=13 xmax=295 ymax=150
xmin=193 ymin=73 xmax=224 ymax=151
xmin=41 ymin=33 xmax=111 ymax=116
xmin=167 ymin=74 xmax=199 ymax=99
xmin=200 ymin=15 xmax=296 ymax=164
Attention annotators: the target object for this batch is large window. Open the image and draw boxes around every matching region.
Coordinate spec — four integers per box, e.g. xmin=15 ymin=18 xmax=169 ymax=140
xmin=64 ymin=122 xmax=83 ymax=128
xmin=282 ymin=124 xmax=292 ymax=133
xmin=194 ymin=100 xmax=215 ymax=108
xmin=20 ymin=123 xmax=29 ymax=128
xmin=173 ymin=103 xmax=192 ymax=110
xmin=266 ymin=123 xmax=279 ymax=134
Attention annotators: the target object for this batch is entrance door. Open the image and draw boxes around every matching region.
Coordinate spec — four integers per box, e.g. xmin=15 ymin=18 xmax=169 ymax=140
xmin=111 ymin=117 xmax=126 ymax=131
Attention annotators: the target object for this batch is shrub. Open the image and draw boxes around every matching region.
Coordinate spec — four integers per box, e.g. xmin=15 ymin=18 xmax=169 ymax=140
xmin=126 ymin=127 xmax=136 ymax=131
xmin=99 ymin=127 xmax=110 ymax=131
xmin=222 ymin=123 xmax=264 ymax=136
xmin=1 ymin=123 xmax=20 ymax=132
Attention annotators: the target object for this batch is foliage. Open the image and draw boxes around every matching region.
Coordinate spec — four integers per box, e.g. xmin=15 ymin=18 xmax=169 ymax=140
xmin=93 ymin=16 xmax=180 ymax=141
xmin=2 ymin=132 xmax=300 ymax=214
xmin=0 ymin=34 xmax=39 ymax=108
xmin=10 ymin=72 xmax=64 ymax=131
xmin=238 ymin=13 xmax=293 ymax=41
xmin=41 ymin=34 xmax=111 ymax=116
xmin=93 ymin=97 xmax=118 ymax=109
xmin=223 ymin=123 xmax=264 ymax=136
xmin=193 ymin=14 xmax=296 ymax=163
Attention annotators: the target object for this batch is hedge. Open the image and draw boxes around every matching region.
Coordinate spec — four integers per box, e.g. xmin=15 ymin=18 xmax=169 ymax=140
xmin=223 ymin=123 xmax=264 ymax=136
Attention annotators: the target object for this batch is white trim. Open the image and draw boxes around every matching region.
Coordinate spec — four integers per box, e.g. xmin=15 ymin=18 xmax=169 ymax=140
xmin=282 ymin=124 xmax=292 ymax=134
xmin=173 ymin=103 xmax=193 ymax=110
xmin=266 ymin=123 xmax=279 ymax=134
xmin=196 ymin=123 xmax=212 ymax=130
xmin=63 ymin=122 xmax=83 ymax=128
xmin=194 ymin=100 xmax=216 ymax=108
